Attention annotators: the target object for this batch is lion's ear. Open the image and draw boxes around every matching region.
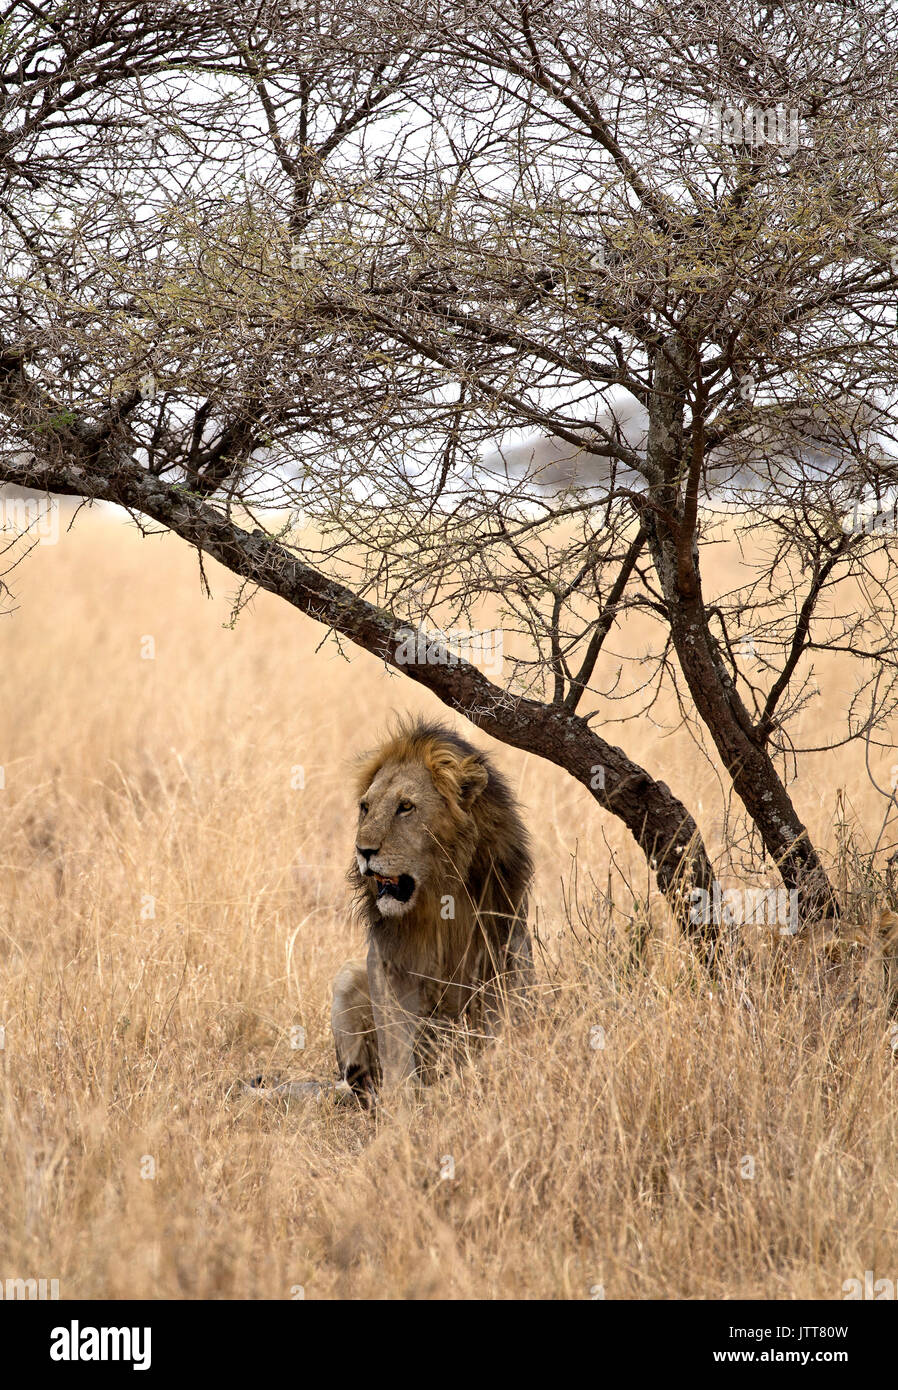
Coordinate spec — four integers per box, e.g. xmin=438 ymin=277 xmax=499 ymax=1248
xmin=457 ymin=755 xmax=489 ymax=808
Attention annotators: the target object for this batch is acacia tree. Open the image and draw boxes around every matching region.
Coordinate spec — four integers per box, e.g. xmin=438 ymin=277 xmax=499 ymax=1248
xmin=3 ymin=0 xmax=898 ymax=930
xmin=323 ymin=0 xmax=898 ymax=922
xmin=0 ymin=0 xmax=715 ymax=942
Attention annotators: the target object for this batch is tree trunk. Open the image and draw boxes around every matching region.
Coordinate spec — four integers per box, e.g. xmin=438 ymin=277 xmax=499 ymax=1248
xmin=642 ymin=339 xmax=839 ymax=923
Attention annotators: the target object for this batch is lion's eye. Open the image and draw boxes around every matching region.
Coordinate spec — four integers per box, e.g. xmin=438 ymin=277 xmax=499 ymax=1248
xmin=397 ymin=800 xmax=415 ymax=814
xmin=359 ymin=801 xmax=369 ymax=815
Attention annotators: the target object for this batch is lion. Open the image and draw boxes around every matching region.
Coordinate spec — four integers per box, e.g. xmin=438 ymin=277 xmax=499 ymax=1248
xmin=247 ymin=719 xmax=533 ymax=1105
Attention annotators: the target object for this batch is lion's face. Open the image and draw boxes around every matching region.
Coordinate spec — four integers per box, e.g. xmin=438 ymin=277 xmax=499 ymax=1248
xmin=354 ymin=759 xmax=466 ymax=919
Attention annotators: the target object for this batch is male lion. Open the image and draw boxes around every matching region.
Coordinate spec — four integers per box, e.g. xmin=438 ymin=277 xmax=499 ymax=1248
xmin=248 ymin=719 xmax=533 ymax=1105
xmin=334 ymin=719 xmax=534 ymax=1099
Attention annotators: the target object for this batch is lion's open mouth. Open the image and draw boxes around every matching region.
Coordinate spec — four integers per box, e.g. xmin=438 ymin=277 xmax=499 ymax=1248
xmin=373 ymin=872 xmax=416 ymax=904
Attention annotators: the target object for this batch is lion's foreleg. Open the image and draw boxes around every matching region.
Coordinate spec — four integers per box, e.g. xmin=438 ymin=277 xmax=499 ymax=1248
xmin=332 ymin=957 xmax=380 ymax=1101
xmin=367 ymin=944 xmax=421 ymax=1091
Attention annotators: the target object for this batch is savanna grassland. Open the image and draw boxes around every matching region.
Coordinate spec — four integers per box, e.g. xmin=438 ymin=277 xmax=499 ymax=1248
xmin=0 ymin=509 xmax=896 ymax=1300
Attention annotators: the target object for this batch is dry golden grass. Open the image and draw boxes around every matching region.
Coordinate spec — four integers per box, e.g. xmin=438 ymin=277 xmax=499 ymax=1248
xmin=0 ymin=512 xmax=897 ymax=1300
